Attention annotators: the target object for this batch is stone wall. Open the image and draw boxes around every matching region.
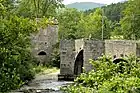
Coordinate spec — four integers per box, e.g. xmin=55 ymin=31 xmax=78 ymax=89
xmin=59 ymin=39 xmax=105 ymax=75
xmin=59 ymin=39 xmax=140 ymax=79
xmin=105 ymin=40 xmax=136 ymax=59
xmin=60 ymin=40 xmax=75 ymax=75
xmin=136 ymin=41 xmax=140 ymax=57
xmin=31 ymin=23 xmax=58 ymax=64
xmin=83 ymin=40 xmax=105 ymax=72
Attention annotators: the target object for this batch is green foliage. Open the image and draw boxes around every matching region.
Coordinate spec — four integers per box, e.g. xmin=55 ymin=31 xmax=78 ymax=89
xmin=58 ymin=8 xmax=111 ymax=40
xmin=49 ymin=43 xmax=60 ymax=68
xmin=0 ymin=0 xmax=62 ymax=92
xmin=79 ymin=8 xmax=111 ymax=39
xmin=58 ymin=8 xmax=82 ymax=40
xmin=85 ymin=2 xmax=126 ymax=22
xmin=110 ymin=22 xmax=124 ymax=40
xmin=84 ymin=2 xmax=127 ymax=39
xmin=85 ymin=0 xmax=140 ymax=40
xmin=103 ymin=2 xmax=126 ymax=22
xmin=120 ymin=0 xmax=140 ymax=40
xmin=15 ymin=0 xmax=64 ymax=18
xmin=2 ymin=0 xmax=140 ymax=92
xmin=62 ymin=55 xmax=140 ymax=93
xmin=0 ymin=15 xmax=37 ymax=92
xmin=0 ymin=0 xmax=16 ymax=17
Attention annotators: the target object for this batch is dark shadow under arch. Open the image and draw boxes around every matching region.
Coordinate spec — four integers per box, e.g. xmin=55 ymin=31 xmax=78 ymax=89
xmin=74 ymin=50 xmax=84 ymax=75
xmin=113 ymin=58 xmax=128 ymax=73
xmin=38 ymin=51 xmax=46 ymax=55
xmin=113 ymin=58 xmax=128 ymax=64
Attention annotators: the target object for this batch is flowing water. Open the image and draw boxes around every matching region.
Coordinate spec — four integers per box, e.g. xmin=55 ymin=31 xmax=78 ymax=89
xmin=12 ymin=71 xmax=73 ymax=93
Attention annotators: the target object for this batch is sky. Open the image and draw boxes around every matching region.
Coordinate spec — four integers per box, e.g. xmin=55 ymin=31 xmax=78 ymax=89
xmin=63 ymin=0 xmax=126 ymax=5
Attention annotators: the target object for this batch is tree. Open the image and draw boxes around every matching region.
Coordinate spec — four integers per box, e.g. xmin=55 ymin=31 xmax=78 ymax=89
xmin=85 ymin=2 xmax=126 ymax=22
xmin=103 ymin=2 xmax=126 ymax=22
xmin=0 ymin=0 xmax=17 ymax=17
xmin=0 ymin=1 xmax=39 ymax=91
xmin=58 ymin=8 xmax=82 ymax=39
xmin=79 ymin=8 xmax=111 ymax=40
xmin=0 ymin=15 xmax=38 ymax=92
xmin=15 ymin=0 xmax=64 ymax=18
xmin=120 ymin=0 xmax=140 ymax=40
xmin=58 ymin=8 xmax=111 ymax=40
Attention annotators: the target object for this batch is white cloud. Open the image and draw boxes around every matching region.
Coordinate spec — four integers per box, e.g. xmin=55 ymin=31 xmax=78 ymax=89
xmin=63 ymin=0 xmax=125 ymax=5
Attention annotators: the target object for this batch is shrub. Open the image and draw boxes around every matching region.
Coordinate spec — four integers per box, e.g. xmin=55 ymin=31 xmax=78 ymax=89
xmin=0 ymin=16 xmax=37 ymax=92
xmin=63 ymin=55 xmax=140 ymax=93
xmin=49 ymin=42 xmax=60 ymax=68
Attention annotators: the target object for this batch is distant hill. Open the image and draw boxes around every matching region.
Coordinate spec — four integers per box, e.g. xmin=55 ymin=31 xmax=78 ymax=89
xmin=66 ymin=2 xmax=105 ymax=11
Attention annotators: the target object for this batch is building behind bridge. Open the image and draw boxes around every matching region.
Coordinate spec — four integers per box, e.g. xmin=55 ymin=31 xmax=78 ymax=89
xmin=31 ymin=19 xmax=58 ymax=64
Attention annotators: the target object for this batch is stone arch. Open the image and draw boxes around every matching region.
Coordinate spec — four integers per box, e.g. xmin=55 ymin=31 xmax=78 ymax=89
xmin=113 ymin=58 xmax=128 ymax=73
xmin=74 ymin=50 xmax=84 ymax=75
xmin=38 ymin=51 xmax=46 ymax=55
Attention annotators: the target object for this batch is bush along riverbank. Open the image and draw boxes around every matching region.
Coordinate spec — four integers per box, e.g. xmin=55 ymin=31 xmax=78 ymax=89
xmin=0 ymin=13 xmax=56 ymax=92
xmin=62 ymin=55 xmax=140 ymax=93
xmin=0 ymin=15 xmax=38 ymax=92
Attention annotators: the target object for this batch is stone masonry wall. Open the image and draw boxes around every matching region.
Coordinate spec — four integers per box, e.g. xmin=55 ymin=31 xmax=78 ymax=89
xmin=59 ymin=39 xmax=140 ymax=77
xmin=83 ymin=40 xmax=105 ymax=72
xmin=136 ymin=41 xmax=140 ymax=57
xmin=105 ymin=40 xmax=136 ymax=59
xmin=31 ymin=23 xmax=58 ymax=64
xmin=60 ymin=40 xmax=75 ymax=75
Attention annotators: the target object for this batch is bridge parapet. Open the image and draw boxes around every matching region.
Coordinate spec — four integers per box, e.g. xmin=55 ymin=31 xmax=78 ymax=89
xmin=105 ymin=40 xmax=136 ymax=59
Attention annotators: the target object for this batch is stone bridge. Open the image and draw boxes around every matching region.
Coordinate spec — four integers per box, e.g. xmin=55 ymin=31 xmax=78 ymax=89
xmin=30 ymin=22 xmax=140 ymax=80
xmin=58 ymin=39 xmax=140 ymax=80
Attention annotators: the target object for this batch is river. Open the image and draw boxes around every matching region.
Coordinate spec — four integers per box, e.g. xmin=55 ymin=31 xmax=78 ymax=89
xmin=12 ymin=70 xmax=73 ymax=93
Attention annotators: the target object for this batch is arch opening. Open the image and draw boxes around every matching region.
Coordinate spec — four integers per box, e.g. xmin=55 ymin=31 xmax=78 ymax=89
xmin=38 ymin=51 xmax=46 ymax=55
xmin=113 ymin=58 xmax=127 ymax=64
xmin=113 ymin=58 xmax=128 ymax=73
xmin=74 ymin=50 xmax=84 ymax=75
